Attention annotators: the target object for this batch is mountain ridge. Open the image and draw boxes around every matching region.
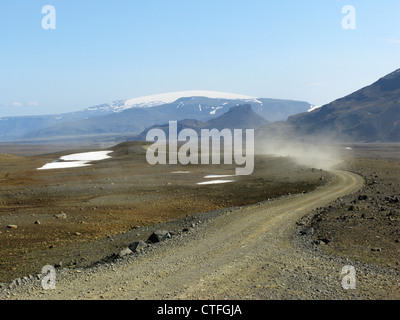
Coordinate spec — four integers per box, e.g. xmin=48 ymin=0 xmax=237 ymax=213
xmin=258 ymin=68 xmax=400 ymax=142
xmin=0 ymin=92 xmax=310 ymax=142
xmin=86 ymin=90 xmax=262 ymax=113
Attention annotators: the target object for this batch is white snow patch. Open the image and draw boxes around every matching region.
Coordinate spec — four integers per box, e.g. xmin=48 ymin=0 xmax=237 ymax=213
xmin=60 ymin=151 xmax=113 ymax=161
xmin=204 ymin=175 xmax=235 ymax=179
xmin=308 ymin=105 xmax=321 ymax=112
xmin=210 ymin=106 xmax=223 ymax=115
xmin=197 ymin=180 xmax=235 ymax=185
xmin=38 ymin=151 xmax=113 ymax=170
xmin=38 ymin=161 xmax=92 ymax=170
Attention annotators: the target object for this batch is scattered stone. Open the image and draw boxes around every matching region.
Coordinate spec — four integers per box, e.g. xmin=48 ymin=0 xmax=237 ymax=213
xmin=347 ymin=205 xmax=359 ymax=211
xmin=7 ymin=225 xmax=17 ymax=229
xmin=54 ymin=212 xmax=67 ymax=220
xmin=386 ymin=196 xmax=399 ymax=203
xmin=118 ymin=248 xmax=133 ymax=257
xmin=344 ymin=204 xmax=353 ymax=211
xmin=74 ymin=232 xmax=82 ymax=236
xmin=300 ymin=227 xmax=314 ymax=236
xmin=318 ymin=238 xmax=331 ymax=245
xmin=312 ymin=238 xmax=330 ymax=246
xmin=147 ymin=230 xmax=171 ymax=243
xmin=129 ymin=240 xmax=148 ymax=253
xmin=371 ymin=248 xmax=382 ymax=252
xmin=34 ymin=220 xmax=40 ymax=225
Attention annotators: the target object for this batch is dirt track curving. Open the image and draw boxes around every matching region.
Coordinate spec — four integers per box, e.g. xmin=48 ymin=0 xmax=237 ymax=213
xmin=3 ymin=170 xmax=400 ymax=300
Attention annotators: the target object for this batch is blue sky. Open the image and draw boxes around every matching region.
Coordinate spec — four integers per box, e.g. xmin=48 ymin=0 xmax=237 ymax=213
xmin=0 ymin=0 xmax=399 ymax=116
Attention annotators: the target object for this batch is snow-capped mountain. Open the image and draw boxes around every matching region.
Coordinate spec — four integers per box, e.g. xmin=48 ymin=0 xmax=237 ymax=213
xmin=86 ymin=91 xmax=263 ymax=114
xmin=0 ymin=91 xmax=311 ymax=142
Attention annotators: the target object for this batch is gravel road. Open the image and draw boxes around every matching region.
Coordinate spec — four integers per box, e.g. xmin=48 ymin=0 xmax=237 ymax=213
xmin=3 ymin=170 xmax=400 ymax=300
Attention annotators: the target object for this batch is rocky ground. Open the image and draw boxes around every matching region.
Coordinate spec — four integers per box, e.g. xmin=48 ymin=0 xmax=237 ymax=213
xmin=0 ymin=142 xmax=398 ymax=300
xmin=0 ymin=142 xmax=326 ymax=283
xmin=302 ymin=146 xmax=400 ymax=271
xmin=2 ymin=169 xmax=399 ymax=300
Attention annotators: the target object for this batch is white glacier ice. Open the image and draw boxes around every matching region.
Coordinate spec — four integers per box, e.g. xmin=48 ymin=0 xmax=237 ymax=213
xmin=88 ymin=91 xmax=260 ymax=113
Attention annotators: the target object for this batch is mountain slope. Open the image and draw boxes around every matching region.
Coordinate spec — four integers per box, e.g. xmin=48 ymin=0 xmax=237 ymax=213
xmin=134 ymin=104 xmax=269 ymax=140
xmin=258 ymin=69 xmax=400 ymax=142
xmin=207 ymin=104 xmax=269 ymax=130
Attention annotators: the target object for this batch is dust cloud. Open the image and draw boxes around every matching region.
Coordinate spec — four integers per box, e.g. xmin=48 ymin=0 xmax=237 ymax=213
xmin=257 ymin=137 xmax=343 ymax=170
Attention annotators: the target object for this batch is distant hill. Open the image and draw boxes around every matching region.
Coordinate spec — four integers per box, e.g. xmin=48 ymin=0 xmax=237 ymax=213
xmin=134 ymin=104 xmax=269 ymax=141
xmin=0 ymin=91 xmax=310 ymax=142
xmin=258 ymin=69 xmax=400 ymax=142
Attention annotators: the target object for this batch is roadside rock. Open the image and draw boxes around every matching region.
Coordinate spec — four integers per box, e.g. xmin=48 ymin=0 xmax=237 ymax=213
xmin=346 ymin=204 xmax=359 ymax=211
xmin=118 ymin=248 xmax=133 ymax=257
xmin=148 ymin=230 xmax=171 ymax=243
xmin=300 ymin=227 xmax=314 ymax=236
xmin=129 ymin=240 xmax=148 ymax=253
